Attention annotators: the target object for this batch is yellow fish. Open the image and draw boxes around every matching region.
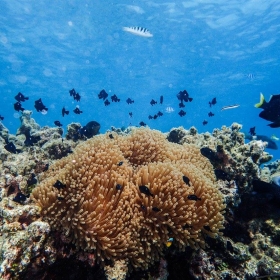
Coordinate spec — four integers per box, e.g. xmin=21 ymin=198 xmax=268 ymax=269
xmin=165 ymin=237 xmax=173 ymax=247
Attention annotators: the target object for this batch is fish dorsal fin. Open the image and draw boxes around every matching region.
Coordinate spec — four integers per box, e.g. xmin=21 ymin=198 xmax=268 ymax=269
xmin=255 ymin=92 xmax=266 ymax=108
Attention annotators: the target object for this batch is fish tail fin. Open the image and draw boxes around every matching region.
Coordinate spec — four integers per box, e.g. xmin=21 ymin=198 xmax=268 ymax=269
xmin=255 ymin=92 xmax=266 ymax=108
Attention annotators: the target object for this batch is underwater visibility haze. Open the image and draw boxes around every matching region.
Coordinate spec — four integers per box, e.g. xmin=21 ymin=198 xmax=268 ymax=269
xmin=1 ymin=0 xmax=280 ymax=279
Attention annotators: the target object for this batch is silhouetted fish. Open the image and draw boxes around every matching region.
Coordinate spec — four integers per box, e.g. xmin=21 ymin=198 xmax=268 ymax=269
xmin=252 ymin=179 xmax=280 ymax=202
xmin=249 ymin=127 xmax=256 ymax=136
xmin=126 ymin=98 xmax=134 ymax=104
xmin=14 ymin=102 xmax=24 ymax=112
xmin=150 ymin=99 xmax=157 ymax=106
xmin=54 ymin=121 xmax=63 ymax=127
xmin=200 ymin=147 xmax=219 ymax=162
xmin=183 ymin=175 xmax=190 ymax=185
xmin=34 ymin=98 xmax=48 ymax=113
xmin=187 ymin=194 xmax=201 ymax=201
xmin=62 ymin=107 xmax=69 ymax=117
xmin=27 ymin=173 xmax=37 ymax=186
xmin=139 ymin=185 xmax=154 ymax=197
xmin=53 ymin=180 xmax=66 ymax=190
xmin=215 ymin=169 xmax=229 ymax=180
xmin=160 ymin=95 xmax=163 ymax=104
xmin=4 ymin=141 xmax=22 ymax=154
xmin=157 ymin=111 xmax=163 ymax=117
xmin=73 ymin=106 xmax=83 ymax=114
xmin=209 ymin=97 xmax=217 ymax=107
xmin=178 ymin=110 xmax=186 ymax=117
xmin=15 ymin=92 xmax=29 ymax=102
xmin=69 ymin=88 xmax=76 ymax=97
xmin=139 ymin=121 xmax=146 ymax=126
xmin=177 ymin=90 xmax=193 ymax=103
xmin=104 ymin=99 xmax=110 ymax=106
xmin=98 ymin=89 xmax=108 ymax=100
xmin=179 ymin=101 xmax=185 ymax=108
xmin=152 ymin=207 xmax=161 ymax=212
xmin=111 ymin=94 xmax=120 ymax=102
xmin=24 ymin=131 xmax=40 ymax=146
xmin=255 ymin=93 xmax=280 ymax=128
xmin=203 ymin=120 xmax=208 ymax=125
xmin=79 ymin=121 xmax=100 ymax=138
xmin=74 ymin=92 xmax=81 ymax=102
xmin=208 ymin=112 xmax=214 ymax=117
xmin=13 ymin=192 xmax=27 ymax=204
xmin=129 ymin=112 xmax=133 ymax=118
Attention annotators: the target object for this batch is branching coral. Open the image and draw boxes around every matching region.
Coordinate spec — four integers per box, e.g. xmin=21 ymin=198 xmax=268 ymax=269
xmin=31 ymin=127 xmax=225 ymax=270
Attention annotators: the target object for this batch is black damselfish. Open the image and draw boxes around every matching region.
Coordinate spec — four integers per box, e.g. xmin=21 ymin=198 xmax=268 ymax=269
xmin=79 ymin=121 xmax=100 ymax=138
xmin=139 ymin=185 xmax=154 ymax=197
xmin=177 ymin=90 xmax=193 ymax=103
xmin=249 ymin=126 xmax=256 ymax=136
xmin=14 ymin=101 xmax=24 ymax=112
xmin=160 ymin=95 xmax=163 ymax=104
xmin=178 ymin=110 xmax=186 ymax=117
xmin=98 ymin=89 xmax=108 ymax=100
xmin=15 ymin=92 xmax=29 ymax=102
xmin=34 ymin=98 xmax=48 ymax=112
xmin=104 ymin=99 xmax=110 ymax=106
xmin=62 ymin=107 xmax=69 ymax=117
xmin=4 ymin=142 xmax=21 ymax=154
xmin=139 ymin=121 xmax=146 ymax=126
xmin=0 ymin=115 xmax=4 ymax=121
xmin=69 ymin=88 xmax=76 ymax=97
xmin=73 ymin=106 xmax=83 ymax=114
xmin=209 ymin=97 xmax=217 ymax=107
xmin=200 ymin=147 xmax=219 ymax=162
xmin=183 ymin=175 xmax=190 ymax=185
xmin=27 ymin=173 xmax=37 ymax=186
xmin=53 ymin=180 xmax=66 ymax=190
xmin=187 ymin=194 xmax=201 ymax=201
xmin=208 ymin=112 xmax=214 ymax=117
xmin=111 ymin=94 xmax=120 ymax=102
xmin=126 ymin=98 xmax=134 ymax=104
xmin=24 ymin=131 xmax=40 ymax=146
xmin=13 ymin=192 xmax=27 ymax=204
xmin=116 ymin=184 xmax=122 ymax=190
xmin=152 ymin=207 xmax=161 ymax=212
xmin=215 ymin=169 xmax=229 ymax=181
xmin=203 ymin=120 xmax=208 ymax=125
xmin=179 ymin=101 xmax=185 ymax=108
xmin=74 ymin=92 xmax=81 ymax=102
xmin=150 ymin=99 xmax=157 ymax=106
xmin=54 ymin=121 xmax=63 ymax=127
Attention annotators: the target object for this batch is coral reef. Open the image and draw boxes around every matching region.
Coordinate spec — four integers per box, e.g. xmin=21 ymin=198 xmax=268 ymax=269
xmin=31 ymin=127 xmax=225 ymax=271
xmin=167 ymin=123 xmax=272 ymax=193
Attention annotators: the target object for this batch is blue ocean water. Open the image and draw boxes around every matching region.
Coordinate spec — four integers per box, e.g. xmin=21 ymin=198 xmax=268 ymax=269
xmin=0 ymin=0 xmax=279 ymax=159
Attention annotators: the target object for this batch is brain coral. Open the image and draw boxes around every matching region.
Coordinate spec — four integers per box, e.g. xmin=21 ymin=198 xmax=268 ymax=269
xmin=31 ymin=127 xmax=225 ymax=269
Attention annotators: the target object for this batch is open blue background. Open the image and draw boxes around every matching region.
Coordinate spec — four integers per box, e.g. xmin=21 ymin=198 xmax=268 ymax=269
xmin=0 ymin=0 xmax=279 ymax=159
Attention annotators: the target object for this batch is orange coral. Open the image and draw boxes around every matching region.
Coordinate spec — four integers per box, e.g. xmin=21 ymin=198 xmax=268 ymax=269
xmin=31 ymin=127 xmax=225 ymax=269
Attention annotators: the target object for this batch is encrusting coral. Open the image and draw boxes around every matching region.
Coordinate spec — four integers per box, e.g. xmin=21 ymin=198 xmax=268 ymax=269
xmin=31 ymin=127 xmax=225 ymax=270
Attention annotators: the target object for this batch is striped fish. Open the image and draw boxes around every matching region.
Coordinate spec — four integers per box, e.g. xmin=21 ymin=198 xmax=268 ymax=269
xmin=123 ymin=26 xmax=153 ymax=37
